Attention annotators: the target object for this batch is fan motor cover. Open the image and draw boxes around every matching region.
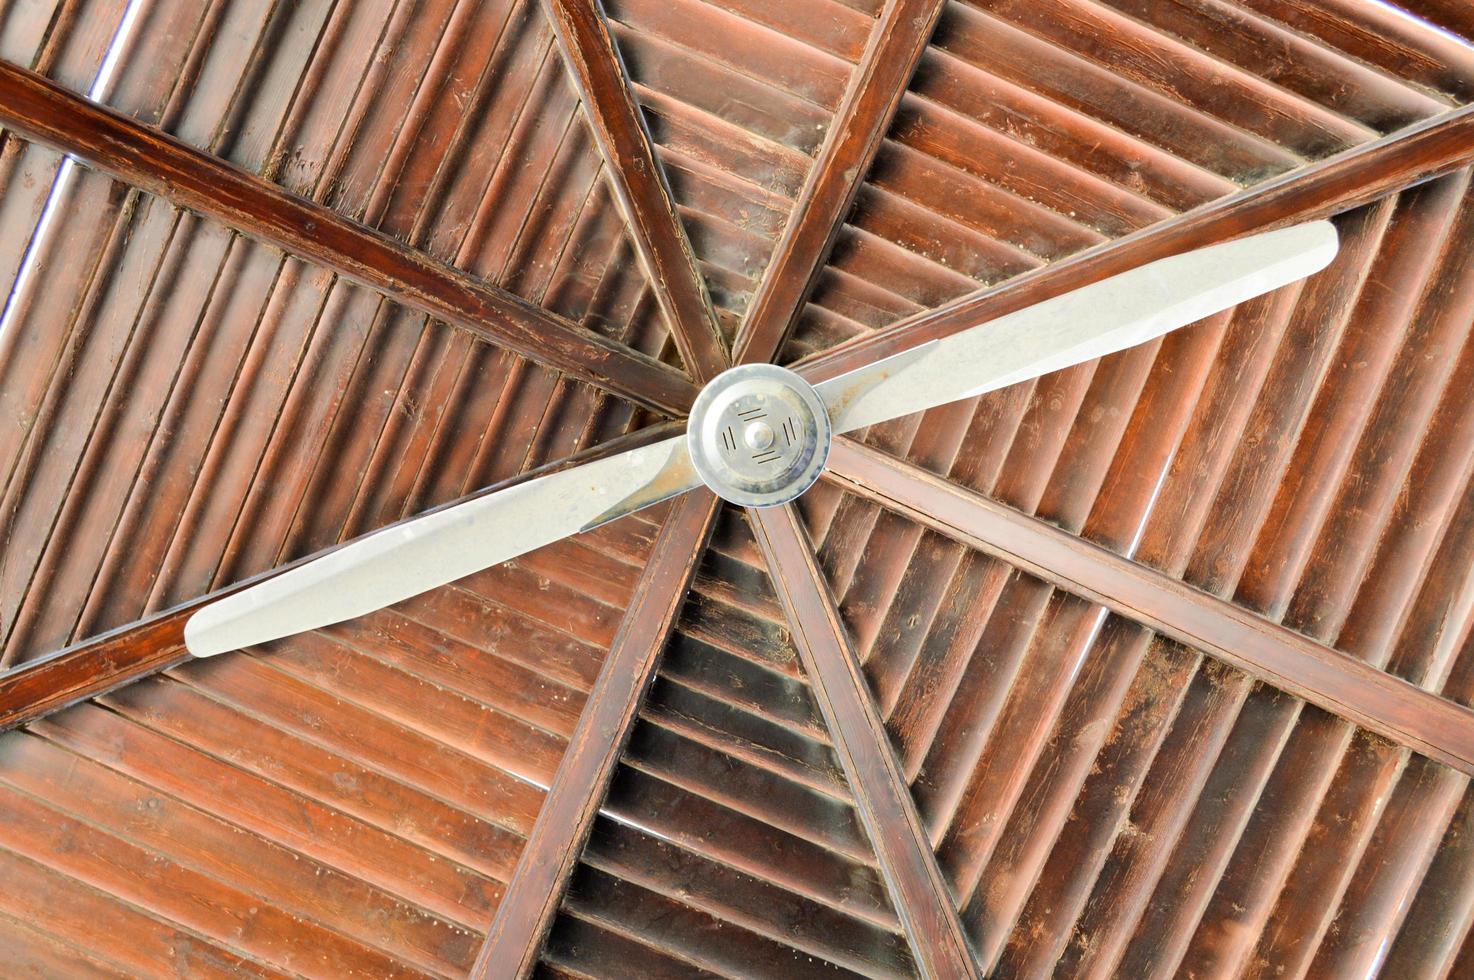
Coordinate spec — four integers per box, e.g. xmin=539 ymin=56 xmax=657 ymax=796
xmin=687 ymin=363 xmax=832 ymax=507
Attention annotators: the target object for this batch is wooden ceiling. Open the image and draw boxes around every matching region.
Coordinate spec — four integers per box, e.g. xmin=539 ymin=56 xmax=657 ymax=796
xmin=0 ymin=0 xmax=1472 ymax=975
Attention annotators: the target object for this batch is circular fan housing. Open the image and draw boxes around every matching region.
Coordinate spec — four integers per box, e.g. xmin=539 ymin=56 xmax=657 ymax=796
xmin=687 ymin=363 xmax=831 ymax=507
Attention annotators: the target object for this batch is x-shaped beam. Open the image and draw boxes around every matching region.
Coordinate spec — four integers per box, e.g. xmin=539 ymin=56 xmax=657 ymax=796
xmin=2 ymin=0 xmax=1474 ymax=975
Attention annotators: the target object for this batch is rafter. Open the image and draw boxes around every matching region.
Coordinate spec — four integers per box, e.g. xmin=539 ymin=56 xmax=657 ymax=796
xmin=543 ymin=0 xmax=729 ymax=382
xmin=797 ymin=103 xmax=1474 ymax=385
xmin=825 ymin=436 xmax=1474 ymax=776
xmin=0 ymin=59 xmax=697 ymax=417
xmin=733 ymin=0 xmax=946 ymax=365
xmin=0 ymin=608 xmax=193 ymax=735
xmin=749 ymin=503 xmax=980 ymax=978
xmin=473 ymin=490 xmax=719 ymax=978
xmin=0 ymin=422 xmax=686 ymax=732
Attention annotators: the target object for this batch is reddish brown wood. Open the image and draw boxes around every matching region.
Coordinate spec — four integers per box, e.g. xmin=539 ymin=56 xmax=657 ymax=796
xmin=0 ymin=421 xmax=684 ymax=733
xmin=0 ymin=610 xmax=194 ymax=737
xmin=0 ymin=58 xmax=697 ymax=416
xmin=0 ymin=729 xmax=481 ymax=972
xmin=1161 ymin=180 xmax=1474 ymax=980
xmin=797 ymin=103 xmax=1474 ymax=385
xmin=1034 ymin=201 xmax=1400 ymax=977
xmin=0 ymin=836 xmax=292 ymax=979
xmin=543 ymin=0 xmax=728 ymax=382
xmin=733 ymin=0 xmax=946 ymax=364
xmin=748 ymin=503 xmax=980 ymax=977
xmin=3 ymin=2 xmax=1474 ymax=972
xmin=824 ymin=437 xmax=1474 ymax=775
xmin=472 ymin=489 xmax=718 ymax=979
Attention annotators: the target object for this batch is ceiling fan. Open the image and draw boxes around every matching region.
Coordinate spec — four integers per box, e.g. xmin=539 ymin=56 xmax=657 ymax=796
xmin=184 ymin=221 xmax=1339 ymax=658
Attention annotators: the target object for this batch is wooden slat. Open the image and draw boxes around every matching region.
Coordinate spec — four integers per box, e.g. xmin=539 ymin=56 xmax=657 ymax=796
xmin=825 ymin=436 xmax=1474 ymax=775
xmin=472 ymin=489 xmax=719 ymax=978
xmin=0 ymin=422 xmax=684 ymax=732
xmin=0 ymin=58 xmax=697 ymax=416
xmin=733 ymin=0 xmax=946 ymax=364
xmin=797 ymin=102 xmax=1474 ymax=384
xmin=748 ymin=503 xmax=980 ymax=977
xmin=543 ymin=0 xmax=728 ymax=382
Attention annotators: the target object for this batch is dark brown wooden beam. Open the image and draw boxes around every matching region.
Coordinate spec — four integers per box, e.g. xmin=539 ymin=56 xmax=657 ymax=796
xmin=473 ymin=489 xmax=719 ymax=977
xmin=543 ymin=0 xmax=729 ymax=382
xmin=0 ymin=58 xmax=697 ymax=417
xmin=824 ymin=437 xmax=1474 ymax=776
xmin=798 ymin=103 xmax=1474 ymax=385
xmin=0 ymin=422 xmax=686 ymax=732
xmin=0 ymin=611 xmax=193 ymax=734
xmin=748 ymin=503 xmax=980 ymax=978
xmin=733 ymin=0 xmax=946 ymax=365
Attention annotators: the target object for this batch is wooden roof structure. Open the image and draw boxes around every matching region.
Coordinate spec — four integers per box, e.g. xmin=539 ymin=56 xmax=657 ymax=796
xmin=0 ymin=0 xmax=1472 ymax=974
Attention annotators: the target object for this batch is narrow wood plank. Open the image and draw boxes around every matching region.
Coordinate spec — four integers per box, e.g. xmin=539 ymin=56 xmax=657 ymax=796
xmin=748 ymin=503 xmax=980 ymax=978
xmin=797 ymin=103 xmax=1474 ymax=384
xmin=734 ymin=0 xmax=946 ymax=364
xmin=0 ymin=422 xmax=684 ymax=732
xmin=0 ymin=58 xmax=697 ymax=416
xmin=825 ymin=436 xmax=1474 ymax=775
xmin=543 ymin=0 xmax=728 ymax=382
xmin=472 ymin=489 xmax=719 ymax=978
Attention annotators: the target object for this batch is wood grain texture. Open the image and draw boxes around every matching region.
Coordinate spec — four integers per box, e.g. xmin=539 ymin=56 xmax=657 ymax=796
xmin=808 ymin=274 xmax=1474 ymax=970
xmin=0 ymin=58 xmax=696 ymax=416
xmin=807 ymin=176 xmax=1474 ymax=697
xmin=797 ymin=102 xmax=1474 ymax=383
xmin=0 ymin=500 xmax=666 ymax=973
xmin=750 ymin=503 xmax=978 ymax=977
xmin=0 ymin=0 xmax=671 ymax=667
xmin=825 ymin=436 xmax=1474 ymax=775
xmin=734 ymin=0 xmax=945 ymax=364
xmin=538 ymin=504 xmax=917 ymax=978
xmin=0 ymin=420 xmax=682 ymax=732
xmin=4 ymin=0 xmax=1474 ymax=974
xmin=597 ymin=0 xmax=873 ymax=345
xmin=781 ymin=0 xmax=1474 ymax=363
xmin=543 ymin=0 xmax=728 ymax=382
xmin=474 ymin=489 xmax=718 ymax=978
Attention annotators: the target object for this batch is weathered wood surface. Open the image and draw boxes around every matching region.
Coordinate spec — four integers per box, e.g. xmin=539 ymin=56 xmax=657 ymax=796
xmin=781 ymin=0 xmax=1474 ymax=364
xmin=734 ymin=0 xmax=946 ymax=364
xmin=0 ymin=59 xmax=696 ymax=416
xmin=474 ymin=489 xmax=719 ymax=977
xmin=804 ymin=171 xmax=1474 ymax=973
xmin=0 ymin=503 xmax=665 ymax=974
xmin=543 ymin=0 xmax=729 ymax=382
xmin=0 ymin=421 xmax=683 ymax=732
xmin=750 ymin=502 xmax=980 ymax=976
xmin=0 ymin=0 xmax=673 ymax=669
xmin=538 ymin=504 xmax=919 ymax=978
xmin=824 ymin=436 xmax=1474 ymax=775
xmin=797 ymin=103 xmax=1474 ymax=383
xmin=2 ymin=0 xmax=1474 ymax=975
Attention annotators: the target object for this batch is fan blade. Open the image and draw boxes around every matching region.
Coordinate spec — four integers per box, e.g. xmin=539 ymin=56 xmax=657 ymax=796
xmin=815 ymin=221 xmax=1339 ymax=434
xmin=184 ymin=436 xmax=699 ymax=657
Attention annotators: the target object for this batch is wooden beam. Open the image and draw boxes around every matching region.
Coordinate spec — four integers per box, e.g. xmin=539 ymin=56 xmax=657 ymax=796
xmin=733 ymin=0 xmax=946 ymax=365
xmin=825 ymin=437 xmax=1474 ymax=776
xmin=797 ymin=103 xmax=1474 ymax=385
xmin=543 ymin=0 xmax=729 ymax=382
xmin=0 ymin=612 xmax=193 ymax=734
xmin=0 ymin=422 xmax=686 ymax=732
xmin=473 ymin=489 xmax=719 ymax=977
xmin=748 ymin=503 xmax=980 ymax=978
xmin=0 ymin=58 xmax=697 ymax=417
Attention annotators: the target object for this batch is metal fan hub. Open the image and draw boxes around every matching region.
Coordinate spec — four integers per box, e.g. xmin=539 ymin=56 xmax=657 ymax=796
xmin=687 ymin=363 xmax=831 ymax=507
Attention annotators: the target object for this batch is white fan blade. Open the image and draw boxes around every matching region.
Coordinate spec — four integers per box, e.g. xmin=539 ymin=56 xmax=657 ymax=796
xmin=816 ymin=221 xmax=1339 ymax=434
xmin=184 ymin=436 xmax=700 ymax=657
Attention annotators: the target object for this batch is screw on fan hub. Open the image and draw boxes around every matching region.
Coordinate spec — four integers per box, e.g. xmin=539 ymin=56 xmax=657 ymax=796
xmin=687 ymin=363 xmax=831 ymax=507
